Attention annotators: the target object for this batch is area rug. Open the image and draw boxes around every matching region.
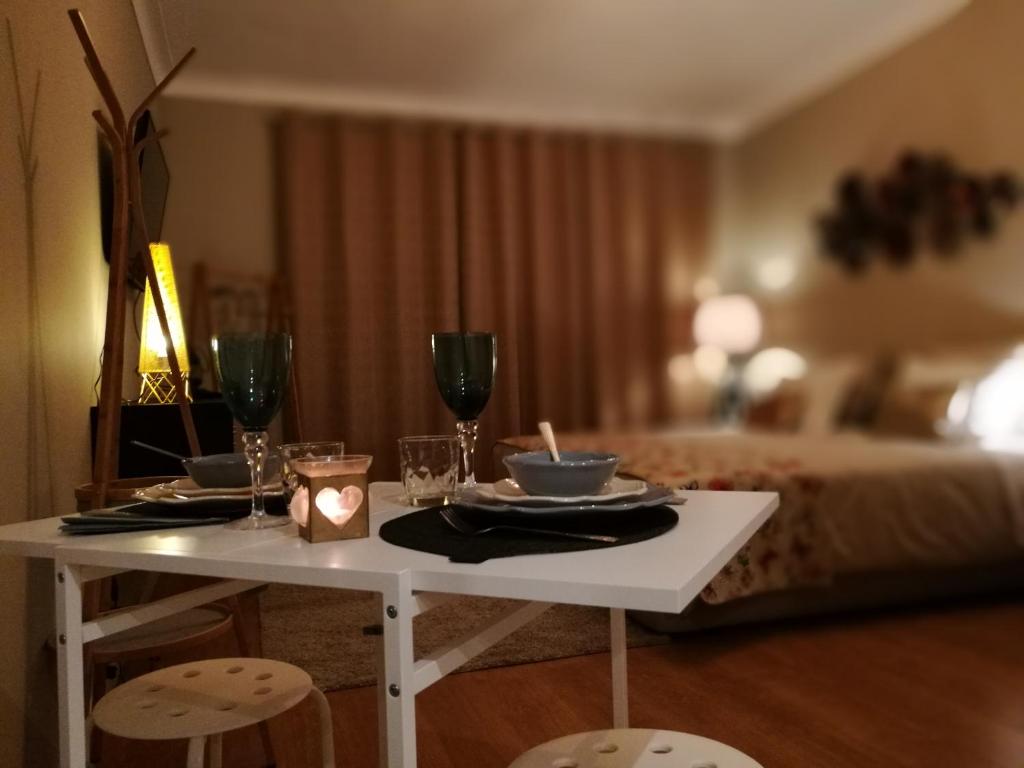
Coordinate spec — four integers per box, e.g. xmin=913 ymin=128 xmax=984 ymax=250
xmin=260 ymin=584 xmax=671 ymax=691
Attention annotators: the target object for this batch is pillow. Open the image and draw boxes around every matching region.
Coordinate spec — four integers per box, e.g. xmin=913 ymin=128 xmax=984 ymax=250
xmin=833 ymin=354 xmax=901 ymax=431
xmin=872 ymin=384 xmax=959 ymax=439
xmin=745 ymin=382 xmax=805 ymax=432
xmin=798 ymin=357 xmax=865 ymax=435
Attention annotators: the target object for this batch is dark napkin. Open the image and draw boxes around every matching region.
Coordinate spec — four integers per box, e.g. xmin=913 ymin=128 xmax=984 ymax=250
xmin=379 ymin=504 xmax=678 ymax=563
xmin=60 ymin=516 xmax=231 ymax=535
xmin=59 ymin=496 xmax=289 ymax=535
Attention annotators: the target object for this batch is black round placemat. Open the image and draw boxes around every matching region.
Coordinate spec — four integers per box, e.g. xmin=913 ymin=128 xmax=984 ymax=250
xmin=379 ymin=504 xmax=679 ymax=563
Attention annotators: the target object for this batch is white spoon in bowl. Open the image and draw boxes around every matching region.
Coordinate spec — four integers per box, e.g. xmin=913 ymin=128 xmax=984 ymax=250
xmin=538 ymin=421 xmax=561 ymax=462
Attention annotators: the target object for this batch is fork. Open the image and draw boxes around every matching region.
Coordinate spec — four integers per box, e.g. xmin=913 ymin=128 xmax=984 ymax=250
xmin=439 ymin=507 xmax=619 ymax=543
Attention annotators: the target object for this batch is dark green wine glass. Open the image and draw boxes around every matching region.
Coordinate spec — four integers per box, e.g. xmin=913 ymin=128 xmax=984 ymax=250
xmin=431 ymin=332 xmax=496 ymax=488
xmin=212 ymin=332 xmax=292 ymax=530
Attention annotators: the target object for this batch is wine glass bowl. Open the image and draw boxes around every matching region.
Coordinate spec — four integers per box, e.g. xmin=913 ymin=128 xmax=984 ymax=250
xmin=212 ymin=332 xmax=293 ymax=530
xmin=431 ymin=332 xmax=496 ymax=489
xmin=213 ymin=332 xmax=292 ymax=430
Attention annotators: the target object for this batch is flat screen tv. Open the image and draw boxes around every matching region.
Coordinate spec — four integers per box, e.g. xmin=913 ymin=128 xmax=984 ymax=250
xmin=98 ymin=109 xmax=169 ymax=292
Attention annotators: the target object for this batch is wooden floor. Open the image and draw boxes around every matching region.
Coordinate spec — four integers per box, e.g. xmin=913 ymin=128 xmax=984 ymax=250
xmin=101 ymin=597 xmax=1024 ymax=768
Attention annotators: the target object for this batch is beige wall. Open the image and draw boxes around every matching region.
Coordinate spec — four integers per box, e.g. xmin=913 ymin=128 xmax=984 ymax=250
xmin=723 ymin=0 xmax=1024 ymax=356
xmin=154 ymin=98 xmax=278 ymax=313
xmin=0 ymin=1 xmax=153 ymax=762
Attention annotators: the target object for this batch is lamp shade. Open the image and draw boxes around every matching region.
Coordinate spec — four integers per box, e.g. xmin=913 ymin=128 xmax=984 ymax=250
xmin=138 ymin=243 xmax=190 ymax=403
xmin=692 ymin=293 xmax=762 ymax=355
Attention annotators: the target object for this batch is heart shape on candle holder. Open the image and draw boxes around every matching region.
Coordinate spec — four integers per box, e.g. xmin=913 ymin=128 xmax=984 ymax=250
xmin=316 ymin=485 xmax=363 ymax=528
xmin=288 ymin=486 xmax=309 ymax=526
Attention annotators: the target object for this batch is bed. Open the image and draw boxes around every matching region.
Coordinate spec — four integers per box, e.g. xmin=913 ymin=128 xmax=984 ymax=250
xmin=495 ymin=432 xmax=1024 ymax=631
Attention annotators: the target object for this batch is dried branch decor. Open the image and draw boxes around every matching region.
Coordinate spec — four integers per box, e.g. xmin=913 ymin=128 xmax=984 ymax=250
xmin=5 ymin=17 xmax=55 ymax=518
xmin=67 ymin=9 xmax=200 ymax=508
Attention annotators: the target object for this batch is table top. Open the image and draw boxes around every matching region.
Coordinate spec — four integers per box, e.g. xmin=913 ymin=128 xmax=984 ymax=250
xmin=0 ymin=483 xmax=777 ymax=613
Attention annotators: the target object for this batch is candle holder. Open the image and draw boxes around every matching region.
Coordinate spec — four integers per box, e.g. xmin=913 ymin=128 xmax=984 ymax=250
xmin=289 ymin=455 xmax=372 ymax=543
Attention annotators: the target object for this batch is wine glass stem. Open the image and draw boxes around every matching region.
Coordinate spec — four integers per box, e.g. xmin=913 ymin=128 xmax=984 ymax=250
xmin=243 ymin=430 xmax=269 ymax=519
xmin=456 ymin=419 xmax=479 ymax=487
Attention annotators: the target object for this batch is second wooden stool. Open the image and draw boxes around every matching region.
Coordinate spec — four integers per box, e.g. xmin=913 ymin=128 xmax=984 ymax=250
xmin=92 ymin=657 xmax=334 ymax=767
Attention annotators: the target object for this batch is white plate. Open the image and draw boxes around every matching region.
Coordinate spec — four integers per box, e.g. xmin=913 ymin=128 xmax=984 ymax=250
xmin=458 ymin=485 xmax=677 ymax=516
xmin=476 ymin=477 xmax=647 ymax=505
xmin=161 ymin=478 xmax=283 ymax=498
xmin=133 ymin=479 xmax=283 ymax=505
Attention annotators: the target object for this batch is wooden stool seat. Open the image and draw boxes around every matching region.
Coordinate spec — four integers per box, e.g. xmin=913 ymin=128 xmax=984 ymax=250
xmin=94 ymin=657 xmax=311 ymax=740
xmin=90 ymin=605 xmax=234 ymax=664
xmin=509 ymin=729 xmax=763 ymax=768
xmin=93 ymin=657 xmax=335 ymax=767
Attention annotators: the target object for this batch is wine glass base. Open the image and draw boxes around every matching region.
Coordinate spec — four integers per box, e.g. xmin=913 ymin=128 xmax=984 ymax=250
xmin=226 ymin=514 xmax=292 ymax=531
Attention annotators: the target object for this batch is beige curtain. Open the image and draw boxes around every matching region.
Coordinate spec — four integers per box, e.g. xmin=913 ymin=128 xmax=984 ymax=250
xmin=277 ymin=115 xmax=709 ymax=480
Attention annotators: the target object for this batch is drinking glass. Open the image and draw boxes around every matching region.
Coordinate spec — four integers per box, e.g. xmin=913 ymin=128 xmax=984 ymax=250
xmin=398 ymin=435 xmax=459 ymax=505
xmin=430 ymin=332 xmax=496 ymax=488
xmin=212 ymin=331 xmax=293 ymax=530
xmin=280 ymin=441 xmax=346 ymax=504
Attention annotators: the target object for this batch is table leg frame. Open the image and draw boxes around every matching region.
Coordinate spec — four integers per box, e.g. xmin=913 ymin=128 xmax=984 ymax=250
xmin=57 ymin=565 xmax=631 ymax=768
xmin=610 ymin=607 xmax=629 ymax=728
xmin=376 ymin=600 xmax=389 ymax=768
xmin=82 ymin=577 xmax=260 ymax=644
xmin=413 ymin=600 xmax=552 ymax=694
xmin=376 ymin=584 xmax=631 ymax=767
xmin=380 ymin=571 xmax=417 ymax=768
xmin=54 ymin=566 xmax=265 ymax=768
xmin=56 ymin=561 xmax=86 ymax=768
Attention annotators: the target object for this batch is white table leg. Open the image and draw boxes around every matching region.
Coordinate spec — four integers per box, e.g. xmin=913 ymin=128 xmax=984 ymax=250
xmin=55 ymin=561 xmax=86 ymax=768
xmin=381 ymin=573 xmax=417 ymax=767
xmin=375 ymin=597 xmax=388 ymax=768
xmin=610 ymin=607 xmax=629 ymax=728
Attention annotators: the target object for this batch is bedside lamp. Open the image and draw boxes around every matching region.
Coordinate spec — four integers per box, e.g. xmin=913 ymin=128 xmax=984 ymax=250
xmin=693 ymin=293 xmax=762 ymax=356
xmin=693 ymin=294 xmax=762 ymax=422
xmin=138 ymin=243 xmax=190 ymax=404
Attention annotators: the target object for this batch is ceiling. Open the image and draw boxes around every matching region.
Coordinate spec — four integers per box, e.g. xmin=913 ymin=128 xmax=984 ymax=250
xmin=133 ymin=0 xmax=968 ymax=141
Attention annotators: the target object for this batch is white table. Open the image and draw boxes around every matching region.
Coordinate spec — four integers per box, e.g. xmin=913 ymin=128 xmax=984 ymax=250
xmin=0 ymin=482 xmax=777 ymax=767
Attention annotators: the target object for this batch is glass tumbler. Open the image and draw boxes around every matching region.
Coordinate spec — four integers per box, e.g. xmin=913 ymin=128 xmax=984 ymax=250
xmin=398 ymin=435 xmax=459 ymax=505
xmin=280 ymin=441 xmax=346 ymax=504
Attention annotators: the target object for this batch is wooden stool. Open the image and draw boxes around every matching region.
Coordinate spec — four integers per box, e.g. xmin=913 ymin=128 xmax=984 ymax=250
xmin=509 ymin=729 xmax=763 ymax=768
xmin=84 ymin=597 xmax=277 ymax=766
xmin=90 ymin=605 xmax=235 ymax=665
xmin=92 ymin=657 xmax=335 ymax=767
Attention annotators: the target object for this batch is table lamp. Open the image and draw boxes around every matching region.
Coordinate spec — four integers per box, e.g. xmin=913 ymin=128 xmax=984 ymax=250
xmin=693 ymin=294 xmax=762 ymax=356
xmin=138 ymin=242 xmax=190 ymax=404
xmin=692 ymin=294 xmax=762 ymax=422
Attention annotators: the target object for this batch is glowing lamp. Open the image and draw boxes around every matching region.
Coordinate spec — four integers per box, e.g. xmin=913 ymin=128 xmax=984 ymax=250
xmin=693 ymin=294 xmax=762 ymax=356
xmin=743 ymin=347 xmax=808 ymax=396
xmin=693 ymin=294 xmax=763 ymax=424
xmin=963 ymin=357 xmax=1024 ymax=439
xmin=138 ymin=243 xmax=190 ymax=404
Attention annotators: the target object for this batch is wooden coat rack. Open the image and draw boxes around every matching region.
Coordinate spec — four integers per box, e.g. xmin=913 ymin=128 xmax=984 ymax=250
xmin=69 ymin=9 xmax=200 ymax=508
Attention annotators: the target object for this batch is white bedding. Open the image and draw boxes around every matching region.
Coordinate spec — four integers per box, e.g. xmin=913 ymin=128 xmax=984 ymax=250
xmin=498 ymin=432 xmax=1024 ymax=602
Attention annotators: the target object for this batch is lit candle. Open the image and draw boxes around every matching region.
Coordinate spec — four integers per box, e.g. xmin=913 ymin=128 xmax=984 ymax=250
xmin=291 ymin=455 xmax=373 ymax=543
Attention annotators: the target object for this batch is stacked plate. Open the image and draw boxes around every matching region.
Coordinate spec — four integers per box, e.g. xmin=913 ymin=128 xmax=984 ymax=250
xmin=63 ymin=477 xmax=287 ymax=534
xmin=459 ymin=477 xmax=678 ymax=516
xmin=133 ymin=478 xmax=283 ymax=507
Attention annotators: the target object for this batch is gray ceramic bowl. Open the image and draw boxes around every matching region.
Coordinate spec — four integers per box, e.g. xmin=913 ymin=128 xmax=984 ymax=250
xmin=503 ymin=451 xmax=619 ymax=497
xmin=182 ymin=452 xmax=281 ymax=489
